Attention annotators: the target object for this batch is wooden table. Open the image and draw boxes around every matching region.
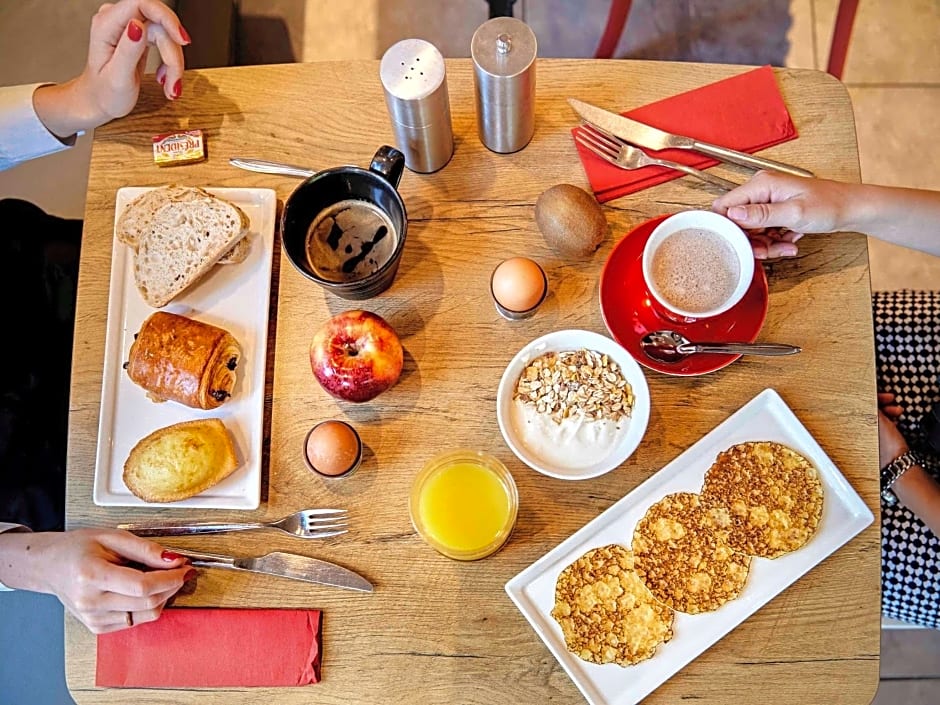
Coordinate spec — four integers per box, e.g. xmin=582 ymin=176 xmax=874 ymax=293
xmin=66 ymin=59 xmax=880 ymax=704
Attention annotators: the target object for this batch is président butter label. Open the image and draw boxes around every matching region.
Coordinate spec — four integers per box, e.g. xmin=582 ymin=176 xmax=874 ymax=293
xmin=152 ymin=129 xmax=206 ymax=166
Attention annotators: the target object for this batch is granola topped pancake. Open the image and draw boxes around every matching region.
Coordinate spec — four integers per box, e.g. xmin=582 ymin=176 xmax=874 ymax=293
xmin=701 ymin=441 xmax=824 ymax=558
xmin=632 ymin=492 xmax=751 ymax=614
xmin=551 ymin=544 xmax=674 ymax=667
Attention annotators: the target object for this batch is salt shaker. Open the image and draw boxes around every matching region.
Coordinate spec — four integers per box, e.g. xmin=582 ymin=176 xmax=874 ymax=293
xmin=471 ymin=17 xmax=537 ymax=154
xmin=379 ymin=39 xmax=454 ymax=174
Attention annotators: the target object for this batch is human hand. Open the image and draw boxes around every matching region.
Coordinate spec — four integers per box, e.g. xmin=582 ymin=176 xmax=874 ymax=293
xmin=879 ymin=391 xmax=904 ymax=422
xmin=26 ymin=529 xmax=194 ymax=634
xmin=711 ymin=171 xmax=858 ymax=259
xmin=79 ymin=0 xmax=190 ymax=122
xmin=877 ymin=394 xmax=910 ymax=469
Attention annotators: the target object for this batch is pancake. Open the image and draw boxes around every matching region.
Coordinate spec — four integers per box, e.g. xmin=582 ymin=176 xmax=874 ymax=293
xmin=701 ymin=441 xmax=824 ymax=558
xmin=632 ymin=492 xmax=751 ymax=614
xmin=551 ymin=544 xmax=674 ymax=667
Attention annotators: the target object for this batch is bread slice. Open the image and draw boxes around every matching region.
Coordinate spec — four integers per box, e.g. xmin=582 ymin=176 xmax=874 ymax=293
xmin=118 ymin=186 xmax=250 ymax=266
xmin=123 ymin=418 xmax=239 ymax=503
xmin=133 ymin=190 xmax=250 ymax=307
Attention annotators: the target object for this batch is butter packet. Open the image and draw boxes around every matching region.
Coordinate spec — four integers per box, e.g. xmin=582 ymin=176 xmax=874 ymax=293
xmin=152 ymin=129 xmax=206 ymax=167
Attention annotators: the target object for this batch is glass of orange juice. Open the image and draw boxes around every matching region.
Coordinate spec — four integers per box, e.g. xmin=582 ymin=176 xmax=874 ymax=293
xmin=410 ymin=449 xmax=518 ymax=561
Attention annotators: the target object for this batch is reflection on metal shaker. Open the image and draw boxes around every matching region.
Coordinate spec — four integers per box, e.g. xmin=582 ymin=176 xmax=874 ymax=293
xmin=471 ymin=16 xmax=537 ymax=154
xmin=379 ymin=39 xmax=454 ymax=174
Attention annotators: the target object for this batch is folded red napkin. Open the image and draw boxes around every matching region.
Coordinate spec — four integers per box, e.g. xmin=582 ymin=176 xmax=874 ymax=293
xmin=573 ymin=65 xmax=798 ymax=202
xmin=96 ymin=608 xmax=322 ymax=687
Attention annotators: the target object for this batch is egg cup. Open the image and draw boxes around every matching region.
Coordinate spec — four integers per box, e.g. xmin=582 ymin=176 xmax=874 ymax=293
xmin=489 ymin=261 xmax=548 ymax=321
xmin=303 ymin=420 xmax=363 ymax=479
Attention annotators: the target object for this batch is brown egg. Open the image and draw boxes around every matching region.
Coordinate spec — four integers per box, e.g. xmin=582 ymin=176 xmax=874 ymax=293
xmin=490 ymin=258 xmax=547 ymax=313
xmin=304 ymin=420 xmax=362 ymax=477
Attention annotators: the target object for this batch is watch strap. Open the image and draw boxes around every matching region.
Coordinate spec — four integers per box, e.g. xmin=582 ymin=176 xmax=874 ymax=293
xmin=880 ymin=450 xmax=923 ymax=506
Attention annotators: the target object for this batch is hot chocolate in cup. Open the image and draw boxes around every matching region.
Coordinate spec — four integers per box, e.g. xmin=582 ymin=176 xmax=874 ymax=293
xmin=641 ymin=210 xmax=755 ymax=323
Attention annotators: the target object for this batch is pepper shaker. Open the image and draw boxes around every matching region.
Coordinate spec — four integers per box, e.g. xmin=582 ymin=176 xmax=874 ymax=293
xmin=471 ymin=17 xmax=537 ymax=154
xmin=379 ymin=38 xmax=454 ymax=174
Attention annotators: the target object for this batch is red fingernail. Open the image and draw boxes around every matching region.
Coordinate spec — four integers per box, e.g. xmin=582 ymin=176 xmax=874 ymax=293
xmin=172 ymin=79 xmax=182 ymax=99
xmin=127 ymin=21 xmax=143 ymax=42
xmin=179 ymin=24 xmax=192 ymax=44
xmin=184 ymin=568 xmax=198 ymax=581
xmin=161 ymin=550 xmax=183 ymax=562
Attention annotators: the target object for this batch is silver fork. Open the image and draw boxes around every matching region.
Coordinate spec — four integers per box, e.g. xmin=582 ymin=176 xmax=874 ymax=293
xmin=575 ymin=122 xmax=738 ymax=191
xmin=117 ymin=508 xmax=348 ymax=539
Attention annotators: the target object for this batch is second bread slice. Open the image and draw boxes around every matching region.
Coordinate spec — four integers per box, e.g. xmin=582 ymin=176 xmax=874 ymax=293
xmin=133 ymin=193 xmax=250 ymax=308
xmin=118 ymin=185 xmax=249 ymax=265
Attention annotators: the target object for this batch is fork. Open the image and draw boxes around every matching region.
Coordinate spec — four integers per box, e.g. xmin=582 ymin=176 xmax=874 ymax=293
xmin=117 ymin=508 xmax=348 ymax=539
xmin=575 ymin=122 xmax=738 ymax=191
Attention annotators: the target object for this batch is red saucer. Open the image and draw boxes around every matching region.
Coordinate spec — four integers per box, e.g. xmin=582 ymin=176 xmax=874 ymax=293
xmin=599 ymin=215 xmax=769 ymax=376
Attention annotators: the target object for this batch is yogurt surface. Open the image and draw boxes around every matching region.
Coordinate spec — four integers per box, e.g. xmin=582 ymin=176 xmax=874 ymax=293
xmin=510 ymin=399 xmax=629 ymax=470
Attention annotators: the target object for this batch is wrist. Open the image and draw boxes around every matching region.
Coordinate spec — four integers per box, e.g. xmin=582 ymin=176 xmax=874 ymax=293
xmin=881 ymin=449 xmax=923 ymax=506
xmin=33 ymin=75 xmax=109 ymax=139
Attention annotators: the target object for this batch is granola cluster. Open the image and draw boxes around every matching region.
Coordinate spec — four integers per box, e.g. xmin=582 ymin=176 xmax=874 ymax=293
xmin=513 ymin=348 xmax=634 ymax=424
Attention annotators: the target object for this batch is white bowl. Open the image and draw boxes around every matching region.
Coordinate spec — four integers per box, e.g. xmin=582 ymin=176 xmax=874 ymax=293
xmin=496 ymin=330 xmax=651 ymax=480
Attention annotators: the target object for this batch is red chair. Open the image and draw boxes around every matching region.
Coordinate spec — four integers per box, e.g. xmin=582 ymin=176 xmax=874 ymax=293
xmin=593 ymin=0 xmax=859 ymax=81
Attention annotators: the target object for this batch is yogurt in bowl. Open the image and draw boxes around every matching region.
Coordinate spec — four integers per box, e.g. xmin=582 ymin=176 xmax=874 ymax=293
xmin=496 ymin=330 xmax=650 ymax=480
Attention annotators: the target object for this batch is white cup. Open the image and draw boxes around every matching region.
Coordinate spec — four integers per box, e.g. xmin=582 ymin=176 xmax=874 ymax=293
xmin=641 ymin=210 xmax=755 ymax=322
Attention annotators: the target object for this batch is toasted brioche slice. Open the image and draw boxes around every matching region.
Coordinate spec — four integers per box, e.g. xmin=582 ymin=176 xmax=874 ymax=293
xmin=123 ymin=418 xmax=239 ymax=503
xmin=133 ymin=191 xmax=250 ymax=307
xmin=118 ymin=186 xmax=250 ymax=265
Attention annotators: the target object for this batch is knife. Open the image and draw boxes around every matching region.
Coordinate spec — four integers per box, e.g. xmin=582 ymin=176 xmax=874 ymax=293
xmin=174 ymin=548 xmax=373 ymax=592
xmin=568 ymin=98 xmax=814 ymax=178
xmin=229 ymin=157 xmax=316 ymax=179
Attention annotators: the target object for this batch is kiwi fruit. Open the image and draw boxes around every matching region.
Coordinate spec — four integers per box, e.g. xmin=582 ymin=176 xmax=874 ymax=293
xmin=535 ymin=183 xmax=608 ymax=258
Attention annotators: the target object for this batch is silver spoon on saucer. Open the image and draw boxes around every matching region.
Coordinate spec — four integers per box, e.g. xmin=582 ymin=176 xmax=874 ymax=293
xmin=640 ymin=330 xmax=801 ymax=364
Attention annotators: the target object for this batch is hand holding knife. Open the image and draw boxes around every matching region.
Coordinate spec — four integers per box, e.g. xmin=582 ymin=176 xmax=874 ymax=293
xmin=568 ymin=98 xmax=814 ymax=179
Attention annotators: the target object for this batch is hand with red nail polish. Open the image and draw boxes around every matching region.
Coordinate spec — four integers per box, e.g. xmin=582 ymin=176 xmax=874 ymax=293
xmin=0 ymin=528 xmax=194 ymax=634
xmin=31 ymin=0 xmax=189 ymax=139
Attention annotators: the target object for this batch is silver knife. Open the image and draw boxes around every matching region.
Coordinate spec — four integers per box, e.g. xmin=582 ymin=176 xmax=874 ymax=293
xmin=229 ymin=157 xmax=316 ymax=179
xmin=174 ymin=548 xmax=373 ymax=592
xmin=568 ymin=98 xmax=814 ymax=178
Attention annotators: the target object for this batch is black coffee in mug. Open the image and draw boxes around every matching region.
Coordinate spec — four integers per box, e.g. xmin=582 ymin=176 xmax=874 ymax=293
xmin=306 ymin=199 xmax=397 ymax=282
xmin=282 ymin=145 xmax=407 ymax=300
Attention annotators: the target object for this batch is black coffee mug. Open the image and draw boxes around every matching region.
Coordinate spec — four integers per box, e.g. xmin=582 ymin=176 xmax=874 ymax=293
xmin=281 ymin=145 xmax=407 ymax=300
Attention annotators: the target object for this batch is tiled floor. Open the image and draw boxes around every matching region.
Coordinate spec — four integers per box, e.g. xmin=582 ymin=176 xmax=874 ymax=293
xmin=1 ymin=1 xmax=939 ymax=703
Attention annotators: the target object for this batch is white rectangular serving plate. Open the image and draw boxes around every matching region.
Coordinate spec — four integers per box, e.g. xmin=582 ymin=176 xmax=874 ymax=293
xmin=505 ymin=388 xmax=874 ymax=705
xmin=93 ymin=187 xmax=277 ymax=509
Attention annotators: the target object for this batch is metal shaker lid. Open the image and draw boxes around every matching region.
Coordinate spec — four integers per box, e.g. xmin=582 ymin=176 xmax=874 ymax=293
xmin=380 ymin=39 xmax=449 ymax=128
xmin=471 ymin=16 xmax=537 ymax=78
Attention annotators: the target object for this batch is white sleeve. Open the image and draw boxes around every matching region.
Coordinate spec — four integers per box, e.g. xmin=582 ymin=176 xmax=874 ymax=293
xmin=0 ymin=83 xmax=77 ymax=172
xmin=0 ymin=522 xmax=33 ymax=591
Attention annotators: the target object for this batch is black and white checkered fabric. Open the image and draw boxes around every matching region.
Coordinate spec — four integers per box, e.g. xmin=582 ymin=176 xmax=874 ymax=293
xmin=873 ymin=290 xmax=940 ymax=629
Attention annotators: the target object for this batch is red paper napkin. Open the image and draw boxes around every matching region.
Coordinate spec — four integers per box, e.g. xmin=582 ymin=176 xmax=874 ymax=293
xmin=573 ymin=65 xmax=798 ymax=202
xmin=96 ymin=608 xmax=322 ymax=687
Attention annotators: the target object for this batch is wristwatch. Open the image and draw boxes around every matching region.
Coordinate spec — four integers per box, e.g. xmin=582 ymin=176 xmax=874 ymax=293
xmin=880 ymin=449 xmax=924 ymax=506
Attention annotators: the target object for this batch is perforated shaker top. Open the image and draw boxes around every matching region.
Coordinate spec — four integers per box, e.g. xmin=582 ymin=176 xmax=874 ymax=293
xmin=380 ymin=39 xmax=447 ymax=102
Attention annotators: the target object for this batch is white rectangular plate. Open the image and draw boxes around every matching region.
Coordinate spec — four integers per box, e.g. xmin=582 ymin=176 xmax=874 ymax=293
xmin=93 ymin=187 xmax=277 ymax=509
xmin=505 ymin=388 xmax=874 ymax=705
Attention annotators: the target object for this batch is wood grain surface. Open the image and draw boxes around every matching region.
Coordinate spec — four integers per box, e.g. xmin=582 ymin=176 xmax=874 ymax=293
xmin=65 ymin=59 xmax=879 ymax=705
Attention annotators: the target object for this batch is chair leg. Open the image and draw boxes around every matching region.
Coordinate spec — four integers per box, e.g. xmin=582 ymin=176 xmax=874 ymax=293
xmin=594 ymin=0 xmax=633 ymax=59
xmin=827 ymin=0 xmax=860 ymax=80
xmin=487 ymin=0 xmax=517 ymax=18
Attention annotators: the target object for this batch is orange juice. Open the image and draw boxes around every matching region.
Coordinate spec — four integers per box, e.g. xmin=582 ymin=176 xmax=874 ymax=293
xmin=410 ymin=451 xmax=518 ymax=561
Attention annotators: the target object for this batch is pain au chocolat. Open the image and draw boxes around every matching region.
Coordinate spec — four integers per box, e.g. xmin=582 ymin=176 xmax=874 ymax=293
xmin=125 ymin=311 xmax=240 ymax=410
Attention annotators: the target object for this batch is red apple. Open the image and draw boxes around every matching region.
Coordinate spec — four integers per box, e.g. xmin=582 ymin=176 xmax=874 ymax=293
xmin=309 ymin=310 xmax=404 ymax=403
